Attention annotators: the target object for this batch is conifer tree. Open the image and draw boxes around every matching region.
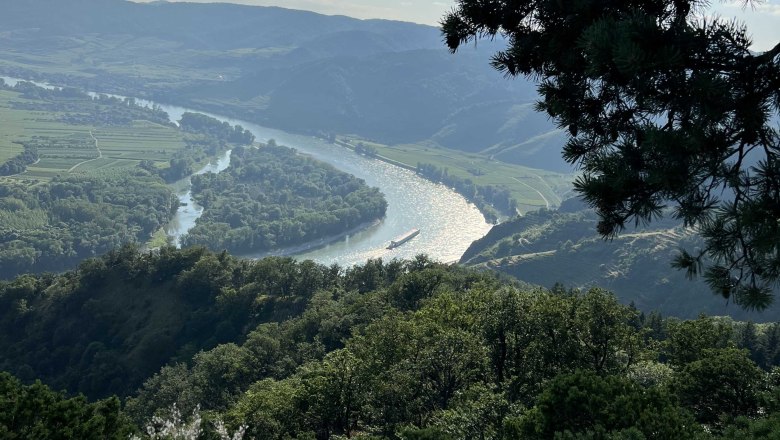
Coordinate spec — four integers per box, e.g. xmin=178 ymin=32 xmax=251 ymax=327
xmin=442 ymin=0 xmax=780 ymax=309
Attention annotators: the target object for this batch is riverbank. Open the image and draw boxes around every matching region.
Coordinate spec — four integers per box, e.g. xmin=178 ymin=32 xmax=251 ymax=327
xmin=331 ymin=138 xmax=503 ymax=222
xmin=333 ymin=138 xmax=417 ymax=172
xmin=239 ymin=219 xmax=382 ymax=260
xmin=1 ymin=74 xmax=492 ymax=267
xmin=1 ymin=72 xmax=565 ymax=218
xmin=148 ymin=105 xmax=492 ymax=266
xmin=331 ymin=136 xmax=571 ymax=220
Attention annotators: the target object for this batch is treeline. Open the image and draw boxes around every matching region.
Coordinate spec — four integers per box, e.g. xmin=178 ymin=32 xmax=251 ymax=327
xmin=0 ymin=372 xmax=133 ymax=439
xmin=183 ymin=144 xmax=387 ymax=253
xmin=129 ymin=284 xmax=780 ymax=439
xmin=138 ymin=112 xmax=255 ymax=183
xmin=179 ymin=112 xmax=255 ymax=145
xmin=5 ymin=81 xmax=173 ymax=127
xmin=0 ymin=170 xmax=178 ymax=279
xmin=0 ymin=142 xmax=37 ymax=176
xmin=416 ymin=162 xmax=516 ymax=222
xmin=354 ymin=142 xmax=378 ymax=157
xmin=2 ymin=246 xmax=780 ymax=438
xmin=0 ymin=246 xmax=462 ymax=400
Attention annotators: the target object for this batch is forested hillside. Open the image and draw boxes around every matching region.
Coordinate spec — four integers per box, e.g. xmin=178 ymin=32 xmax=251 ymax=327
xmin=460 ymin=203 xmax=780 ymax=321
xmin=2 ymin=246 xmax=780 ymax=438
xmin=0 ymin=0 xmax=569 ymax=172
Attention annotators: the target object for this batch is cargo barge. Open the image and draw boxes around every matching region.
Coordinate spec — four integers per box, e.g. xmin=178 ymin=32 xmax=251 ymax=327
xmin=387 ymin=228 xmax=420 ymax=249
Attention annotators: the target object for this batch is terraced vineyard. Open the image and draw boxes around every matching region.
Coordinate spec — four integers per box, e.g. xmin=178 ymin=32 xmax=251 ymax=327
xmin=0 ymin=87 xmax=186 ymax=183
xmin=459 ymin=207 xmax=780 ymax=321
xmin=0 ymin=81 xmax=219 ymax=279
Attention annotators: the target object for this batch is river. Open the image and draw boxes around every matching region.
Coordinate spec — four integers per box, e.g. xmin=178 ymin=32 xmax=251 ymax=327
xmin=1 ymin=76 xmax=492 ymax=266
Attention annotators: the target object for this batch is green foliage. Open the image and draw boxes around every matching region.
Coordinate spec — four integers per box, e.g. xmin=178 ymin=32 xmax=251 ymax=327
xmin=672 ymin=348 xmax=764 ymax=426
xmin=461 ymin=205 xmax=780 ymax=321
xmin=0 ymin=372 xmax=134 ymax=439
xmin=427 ymin=385 xmax=513 ymax=440
xmin=183 ymin=144 xmax=387 ymax=253
xmin=227 ymin=377 xmax=308 ymax=439
xmin=179 ymin=113 xmax=254 ymax=146
xmin=416 ymin=162 xmax=515 ymax=221
xmin=206 ymin=285 xmax=644 ymax=438
xmin=0 ymin=246 xmax=346 ymax=399
xmin=2 ymin=248 xmax=780 ymax=437
xmin=400 ymin=428 xmax=453 ymax=440
xmin=10 ymin=85 xmax=171 ymax=127
xmin=0 ymin=170 xmax=178 ymax=278
xmin=718 ymin=413 xmax=780 ymax=439
xmin=510 ymin=370 xmax=700 ymax=439
xmin=443 ymin=0 xmax=780 ymax=308
xmin=0 ymin=142 xmax=37 ymax=176
xmin=663 ymin=317 xmax=735 ymax=366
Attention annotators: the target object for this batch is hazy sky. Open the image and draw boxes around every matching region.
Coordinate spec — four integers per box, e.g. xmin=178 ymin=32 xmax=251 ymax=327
xmin=133 ymin=0 xmax=778 ymax=50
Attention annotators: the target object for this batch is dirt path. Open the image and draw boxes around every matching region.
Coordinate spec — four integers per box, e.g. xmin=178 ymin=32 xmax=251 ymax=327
xmin=510 ymin=176 xmax=550 ymax=209
xmin=531 ymin=173 xmax=562 ymax=205
xmin=68 ymin=130 xmax=103 ymax=172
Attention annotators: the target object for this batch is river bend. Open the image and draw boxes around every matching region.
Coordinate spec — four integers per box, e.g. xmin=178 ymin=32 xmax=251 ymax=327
xmin=1 ymin=76 xmax=492 ymax=266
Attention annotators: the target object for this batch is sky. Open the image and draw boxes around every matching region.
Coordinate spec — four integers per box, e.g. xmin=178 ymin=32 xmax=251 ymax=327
xmin=709 ymin=0 xmax=780 ymax=50
xmin=133 ymin=0 xmax=778 ymax=50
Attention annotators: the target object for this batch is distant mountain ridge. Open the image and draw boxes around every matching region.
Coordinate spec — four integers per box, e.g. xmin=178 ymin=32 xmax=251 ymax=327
xmin=0 ymin=0 xmax=441 ymax=51
xmin=0 ymin=0 xmax=571 ymax=172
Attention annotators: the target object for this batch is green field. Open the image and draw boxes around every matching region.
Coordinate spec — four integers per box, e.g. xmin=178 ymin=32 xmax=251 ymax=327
xmin=0 ymin=90 xmax=32 ymax=162
xmin=0 ymin=30 xmax=574 ymax=214
xmin=340 ymin=136 xmax=574 ymax=213
xmin=0 ymin=81 xmax=259 ymax=276
xmin=0 ymin=88 xmax=187 ymax=182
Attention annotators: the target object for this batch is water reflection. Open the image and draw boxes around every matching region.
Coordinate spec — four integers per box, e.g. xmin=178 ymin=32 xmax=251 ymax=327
xmin=1 ymin=76 xmax=492 ymax=266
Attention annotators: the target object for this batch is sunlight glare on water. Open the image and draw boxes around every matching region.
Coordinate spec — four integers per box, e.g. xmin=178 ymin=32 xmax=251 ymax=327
xmin=0 ymin=75 xmax=493 ymax=266
xmin=130 ymin=101 xmax=493 ymax=266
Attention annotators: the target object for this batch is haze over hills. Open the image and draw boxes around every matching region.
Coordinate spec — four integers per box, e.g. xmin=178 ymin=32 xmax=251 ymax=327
xmin=0 ymin=0 xmax=571 ymax=172
xmin=2 ymin=0 xmax=441 ymax=50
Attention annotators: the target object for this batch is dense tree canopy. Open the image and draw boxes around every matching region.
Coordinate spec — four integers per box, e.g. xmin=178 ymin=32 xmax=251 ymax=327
xmin=4 ymin=246 xmax=780 ymax=437
xmin=0 ymin=372 xmax=134 ymax=439
xmin=0 ymin=171 xmax=178 ymax=279
xmin=183 ymin=144 xmax=387 ymax=253
xmin=442 ymin=0 xmax=780 ymax=309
